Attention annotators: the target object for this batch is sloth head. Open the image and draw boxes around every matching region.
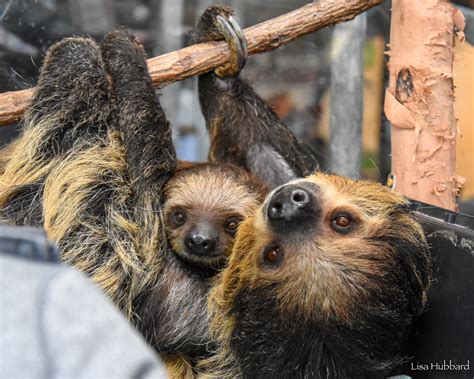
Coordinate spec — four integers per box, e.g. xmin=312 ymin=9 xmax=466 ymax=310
xmin=164 ymin=163 xmax=266 ymax=270
xmin=206 ymin=173 xmax=431 ymax=377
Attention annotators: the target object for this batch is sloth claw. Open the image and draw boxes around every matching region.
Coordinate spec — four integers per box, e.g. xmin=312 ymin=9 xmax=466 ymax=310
xmin=214 ymin=14 xmax=248 ymax=78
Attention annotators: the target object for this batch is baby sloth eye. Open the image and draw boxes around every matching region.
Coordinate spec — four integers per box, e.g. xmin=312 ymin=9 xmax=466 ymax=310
xmin=172 ymin=208 xmax=186 ymax=227
xmin=335 ymin=216 xmax=351 ymax=227
xmin=224 ymin=216 xmax=242 ymax=235
xmin=331 ymin=214 xmax=353 ymax=233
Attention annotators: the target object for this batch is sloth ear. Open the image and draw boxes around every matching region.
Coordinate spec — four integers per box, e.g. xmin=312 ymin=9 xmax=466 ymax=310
xmin=246 ymin=144 xmax=297 ymax=189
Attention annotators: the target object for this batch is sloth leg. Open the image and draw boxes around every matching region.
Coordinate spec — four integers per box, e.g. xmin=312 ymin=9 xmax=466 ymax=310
xmin=25 ymin=37 xmax=112 ymax=157
xmin=97 ymin=31 xmax=176 ymax=309
xmin=44 ymin=32 xmax=176 ymax=314
xmin=197 ymin=5 xmax=318 ymax=188
xmin=100 ymin=30 xmax=176 ymax=196
xmin=0 ymin=37 xmax=112 ymax=226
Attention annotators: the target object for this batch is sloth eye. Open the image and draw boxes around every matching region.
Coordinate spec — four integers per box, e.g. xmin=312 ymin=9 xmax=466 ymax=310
xmin=331 ymin=214 xmax=353 ymax=233
xmin=335 ymin=216 xmax=351 ymax=227
xmin=224 ymin=217 xmax=241 ymax=235
xmin=172 ymin=209 xmax=186 ymax=226
xmin=266 ymin=248 xmax=279 ymax=262
xmin=262 ymin=246 xmax=283 ymax=268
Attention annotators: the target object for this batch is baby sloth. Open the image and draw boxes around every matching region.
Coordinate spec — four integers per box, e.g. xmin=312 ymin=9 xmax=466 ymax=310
xmin=164 ymin=164 xmax=265 ymax=270
xmin=203 ymin=173 xmax=431 ymax=378
xmin=137 ymin=163 xmax=266 ymax=369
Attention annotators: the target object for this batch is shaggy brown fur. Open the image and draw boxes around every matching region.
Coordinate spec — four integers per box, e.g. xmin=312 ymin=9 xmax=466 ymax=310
xmin=0 ymin=34 xmax=171 ymax=316
xmin=0 ymin=142 xmax=17 ymax=176
xmin=0 ymin=37 xmax=114 ymax=227
xmin=200 ymin=173 xmax=431 ymax=378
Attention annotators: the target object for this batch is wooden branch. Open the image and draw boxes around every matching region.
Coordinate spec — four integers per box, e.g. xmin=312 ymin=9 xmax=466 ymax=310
xmin=0 ymin=0 xmax=383 ymax=126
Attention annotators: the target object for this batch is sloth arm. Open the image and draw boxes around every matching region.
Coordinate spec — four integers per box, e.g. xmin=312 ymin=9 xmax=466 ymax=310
xmin=97 ymin=32 xmax=182 ymax=312
xmin=100 ymin=31 xmax=177 ymax=197
xmin=197 ymin=5 xmax=319 ymax=188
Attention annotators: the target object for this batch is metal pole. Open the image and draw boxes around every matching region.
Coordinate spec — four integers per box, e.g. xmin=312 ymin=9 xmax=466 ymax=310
xmin=156 ymin=0 xmax=184 ymax=124
xmin=329 ymin=14 xmax=366 ymax=179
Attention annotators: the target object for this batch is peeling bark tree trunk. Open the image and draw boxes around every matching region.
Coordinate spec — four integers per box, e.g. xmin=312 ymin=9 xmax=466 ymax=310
xmin=385 ymin=0 xmax=464 ymax=211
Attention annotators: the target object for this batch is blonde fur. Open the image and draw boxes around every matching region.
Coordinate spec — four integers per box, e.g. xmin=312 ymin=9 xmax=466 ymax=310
xmin=1 ymin=127 xmax=166 ymax=318
xmin=164 ymin=355 xmax=195 ymax=379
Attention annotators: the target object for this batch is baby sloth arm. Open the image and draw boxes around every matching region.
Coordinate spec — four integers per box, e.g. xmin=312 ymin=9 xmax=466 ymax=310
xmin=197 ymin=5 xmax=319 ymax=188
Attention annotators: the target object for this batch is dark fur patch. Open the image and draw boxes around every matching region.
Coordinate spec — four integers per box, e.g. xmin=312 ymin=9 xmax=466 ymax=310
xmin=230 ymin=283 xmax=412 ymax=378
xmin=1 ymin=183 xmax=44 ymax=226
xmin=196 ymin=5 xmax=319 ymax=188
xmin=199 ymin=73 xmax=319 ymax=186
xmin=134 ymin=251 xmax=215 ymax=359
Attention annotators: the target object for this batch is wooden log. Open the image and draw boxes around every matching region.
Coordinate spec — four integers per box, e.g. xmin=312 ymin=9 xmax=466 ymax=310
xmin=385 ymin=0 xmax=461 ymax=211
xmin=0 ymin=0 xmax=383 ymax=126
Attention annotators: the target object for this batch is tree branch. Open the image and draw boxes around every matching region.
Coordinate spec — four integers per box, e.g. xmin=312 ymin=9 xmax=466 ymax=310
xmin=0 ymin=0 xmax=383 ymax=126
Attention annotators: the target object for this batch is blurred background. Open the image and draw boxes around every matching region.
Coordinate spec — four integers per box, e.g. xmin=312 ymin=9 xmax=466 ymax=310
xmin=0 ymin=0 xmax=472 ymax=212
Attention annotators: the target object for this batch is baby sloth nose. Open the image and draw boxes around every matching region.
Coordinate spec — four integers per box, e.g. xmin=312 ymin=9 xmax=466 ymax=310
xmin=267 ymin=184 xmax=316 ymax=233
xmin=185 ymin=233 xmax=216 ymax=256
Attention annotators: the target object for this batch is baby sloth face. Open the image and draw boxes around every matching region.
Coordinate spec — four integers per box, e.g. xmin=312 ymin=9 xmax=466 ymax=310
xmin=164 ymin=163 xmax=265 ymax=270
xmin=208 ymin=172 xmax=431 ymax=377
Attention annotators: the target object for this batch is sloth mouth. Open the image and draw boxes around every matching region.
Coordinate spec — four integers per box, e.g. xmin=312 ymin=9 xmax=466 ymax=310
xmin=173 ymin=249 xmax=227 ymax=272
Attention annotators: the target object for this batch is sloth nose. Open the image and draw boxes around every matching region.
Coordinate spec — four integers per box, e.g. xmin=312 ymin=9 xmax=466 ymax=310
xmin=184 ymin=233 xmax=216 ymax=256
xmin=267 ymin=186 xmax=311 ymax=222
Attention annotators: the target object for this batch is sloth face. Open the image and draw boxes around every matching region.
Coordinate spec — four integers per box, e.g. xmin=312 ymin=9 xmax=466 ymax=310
xmin=220 ymin=172 xmax=430 ymax=321
xmin=208 ymin=173 xmax=431 ymax=376
xmin=164 ymin=163 xmax=265 ymax=270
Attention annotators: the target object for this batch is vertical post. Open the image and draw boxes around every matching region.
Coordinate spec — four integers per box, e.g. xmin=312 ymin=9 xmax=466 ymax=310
xmin=68 ymin=0 xmax=115 ymax=34
xmin=155 ymin=0 xmax=184 ymax=123
xmin=329 ymin=14 xmax=366 ymax=179
xmin=385 ymin=0 xmax=460 ymax=210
